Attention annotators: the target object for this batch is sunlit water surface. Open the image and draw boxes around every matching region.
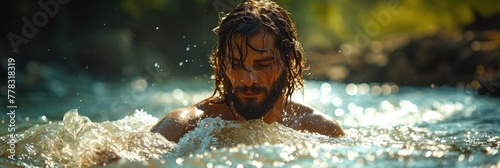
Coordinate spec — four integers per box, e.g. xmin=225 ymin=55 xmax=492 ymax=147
xmin=1 ymin=79 xmax=499 ymax=167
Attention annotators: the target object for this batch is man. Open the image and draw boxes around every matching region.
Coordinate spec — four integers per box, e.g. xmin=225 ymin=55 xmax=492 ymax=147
xmin=151 ymin=0 xmax=345 ymax=143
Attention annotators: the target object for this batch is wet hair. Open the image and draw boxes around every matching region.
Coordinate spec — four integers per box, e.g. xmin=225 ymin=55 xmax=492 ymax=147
xmin=209 ymin=0 xmax=305 ymax=104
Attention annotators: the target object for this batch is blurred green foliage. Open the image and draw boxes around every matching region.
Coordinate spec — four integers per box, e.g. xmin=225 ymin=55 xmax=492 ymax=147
xmin=119 ymin=0 xmax=500 ymax=49
xmin=284 ymin=0 xmax=499 ymax=48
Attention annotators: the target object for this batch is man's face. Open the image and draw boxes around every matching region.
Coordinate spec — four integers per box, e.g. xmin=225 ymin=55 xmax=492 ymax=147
xmin=224 ymin=30 xmax=286 ymax=120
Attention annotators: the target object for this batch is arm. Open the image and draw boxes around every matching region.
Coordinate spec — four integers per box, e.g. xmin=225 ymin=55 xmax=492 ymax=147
xmin=296 ymin=111 xmax=346 ymax=138
xmin=150 ymin=108 xmax=202 ymax=143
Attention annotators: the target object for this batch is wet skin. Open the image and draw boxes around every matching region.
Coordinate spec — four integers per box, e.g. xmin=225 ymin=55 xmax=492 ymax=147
xmin=151 ymin=30 xmax=345 ymax=143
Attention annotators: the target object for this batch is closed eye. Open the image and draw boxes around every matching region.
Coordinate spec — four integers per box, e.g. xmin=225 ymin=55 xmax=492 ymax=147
xmin=231 ymin=61 xmax=242 ymax=69
xmin=255 ymin=61 xmax=273 ymax=69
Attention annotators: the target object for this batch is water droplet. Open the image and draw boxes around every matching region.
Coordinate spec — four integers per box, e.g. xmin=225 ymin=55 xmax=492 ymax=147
xmin=468 ymin=155 xmax=474 ymax=162
xmin=179 ymin=62 xmax=183 ymax=66
xmin=334 ymin=109 xmax=344 ymax=116
xmin=131 ymin=78 xmax=148 ymax=92
xmin=156 ymin=27 xmax=159 ymax=30
xmin=332 ymin=97 xmax=342 ymax=107
xmin=458 ymin=154 xmax=465 ymax=162
xmin=176 ymin=158 xmax=184 ymax=165
xmin=381 ymin=84 xmax=392 ymax=95
xmin=172 ymin=88 xmax=184 ymax=100
xmin=186 ymin=47 xmax=190 ymax=51
xmin=194 ymin=44 xmax=197 ymax=47
xmin=357 ymin=83 xmax=370 ymax=95
xmin=320 ymin=83 xmax=332 ymax=94
xmin=345 ymin=83 xmax=358 ymax=96
xmin=39 ymin=115 xmax=48 ymax=122
xmin=154 ymin=63 xmax=159 ymax=67
xmin=371 ymin=85 xmax=382 ymax=96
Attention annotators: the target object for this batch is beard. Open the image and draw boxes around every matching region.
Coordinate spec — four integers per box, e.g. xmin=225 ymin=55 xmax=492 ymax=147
xmin=226 ymin=72 xmax=287 ymax=120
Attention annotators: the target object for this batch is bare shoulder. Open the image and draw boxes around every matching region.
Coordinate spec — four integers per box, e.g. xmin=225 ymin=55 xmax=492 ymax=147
xmin=289 ymin=102 xmax=346 ymax=138
xmin=150 ymin=106 xmax=204 ymax=143
xmin=150 ymin=98 xmax=228 ymax=142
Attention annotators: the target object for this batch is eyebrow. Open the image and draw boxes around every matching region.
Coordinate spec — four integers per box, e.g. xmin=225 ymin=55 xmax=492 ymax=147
xmin=254 ymin=56 xmax=274 ymax=62
xmin=230 ymin=46 xmax=269 ymax=52
xmin=232 ymin=56 xmax=274 ymax=62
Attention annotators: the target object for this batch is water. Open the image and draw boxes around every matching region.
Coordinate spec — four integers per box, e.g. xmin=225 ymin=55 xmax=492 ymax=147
xmin=1 ymin=79 xmax=499 ymax=167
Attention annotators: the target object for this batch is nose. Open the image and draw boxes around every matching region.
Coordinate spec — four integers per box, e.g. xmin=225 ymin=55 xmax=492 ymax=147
xmin=241 ymin=70 xmax=257 ymax=86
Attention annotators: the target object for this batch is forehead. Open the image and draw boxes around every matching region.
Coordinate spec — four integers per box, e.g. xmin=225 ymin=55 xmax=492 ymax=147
xmin=230 ymin=28 xmax=276 ymax=53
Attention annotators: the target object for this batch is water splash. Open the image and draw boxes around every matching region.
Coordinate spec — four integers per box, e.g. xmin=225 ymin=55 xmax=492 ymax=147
xmin=171 ymin=117 xmax=336 ymax=157
xmin=0 ymin=109 xmax=173 ymax=167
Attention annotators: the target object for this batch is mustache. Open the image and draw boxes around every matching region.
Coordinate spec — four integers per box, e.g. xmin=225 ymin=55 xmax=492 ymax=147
xmin=233 ymin=84 xmax=266 ymax=93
